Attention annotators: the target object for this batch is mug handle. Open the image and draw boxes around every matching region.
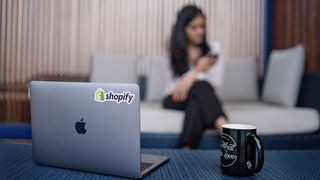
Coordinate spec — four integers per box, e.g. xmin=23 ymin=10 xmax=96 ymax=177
xmin=246 ymin=134 xmax=264 ymax=173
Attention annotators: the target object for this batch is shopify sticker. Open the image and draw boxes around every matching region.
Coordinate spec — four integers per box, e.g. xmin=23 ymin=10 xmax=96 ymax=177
xmin=95 ymin=88 xmax=106 ymax=102
xmin=94 ymin=88 xmax=135 ymax=104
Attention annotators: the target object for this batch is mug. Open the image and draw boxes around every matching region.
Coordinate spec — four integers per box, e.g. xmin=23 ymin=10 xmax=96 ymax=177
xmin=220 ymin=124 xmax=264 ymax=176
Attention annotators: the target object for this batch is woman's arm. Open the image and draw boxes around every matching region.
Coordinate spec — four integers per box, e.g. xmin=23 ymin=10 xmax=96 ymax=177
xmin=194 ymin=56 xmax=217 ymax=73
xmin=171 ymin=72 xmax=197 ymax=102
xmin=171 ymin=56 xmax=216 ymax=102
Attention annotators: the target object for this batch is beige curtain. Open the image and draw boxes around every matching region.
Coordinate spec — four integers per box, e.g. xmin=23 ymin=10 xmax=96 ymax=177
xmin=0 ymin=0 xmax=263 ymax=123
xmin=0 ymin=0 xmax=263 ymax=83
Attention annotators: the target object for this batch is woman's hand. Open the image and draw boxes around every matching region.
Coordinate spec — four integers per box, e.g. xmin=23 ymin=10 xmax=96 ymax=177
xmin=194 ymin=56 xmax=217 ymax=72
xmin=172 ymin=75 xmax=197 ymax=102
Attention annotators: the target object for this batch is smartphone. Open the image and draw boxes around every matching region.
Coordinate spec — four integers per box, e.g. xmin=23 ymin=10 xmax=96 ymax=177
xmin=206 ymin=52 xmax=219 ymax=64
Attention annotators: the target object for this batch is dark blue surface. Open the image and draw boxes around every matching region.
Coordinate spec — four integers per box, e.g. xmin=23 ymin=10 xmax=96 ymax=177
xmin=263 ymin=0 xmax=273 ymax=73
xmin=141 ymin=133 xmax=320 ymax=150
xmin=260 ymin=0 xmax=272 ymax=96
xmin=297 ymin=74 xmax=320 ymax=114
xmin=138 ymin=76 xmax=147 ymax=101
xmin=0 ymin=124 xmax=32 ymax=139
xmin=0 ymin=141 xmax=320 ymax=179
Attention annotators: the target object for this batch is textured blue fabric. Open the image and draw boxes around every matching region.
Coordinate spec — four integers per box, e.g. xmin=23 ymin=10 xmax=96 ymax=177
xmin=0 ymin=142 xmax=320 ymax=179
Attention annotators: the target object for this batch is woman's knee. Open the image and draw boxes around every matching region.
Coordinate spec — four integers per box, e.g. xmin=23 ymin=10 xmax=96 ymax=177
xmin=162 ymin=95 xmax=186 ymax=110
xmin=191 ymin=81 xmax=215 ymax=93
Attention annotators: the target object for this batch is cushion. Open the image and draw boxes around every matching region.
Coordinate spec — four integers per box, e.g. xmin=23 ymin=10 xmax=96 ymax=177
xmin=90 ymin=54 xmax=138 ymax=84
xmin=140 ymin=102 xmax=319 ymax=135
xmin=218 ymin=58 xmax=258 ymax=102
xmin=223 ymin=102 xmax=319 ymax=135
xmin=146 ymin=56 xmax=169 ymax=101
xmin=262 ymin=44 xmax=305 ymax=107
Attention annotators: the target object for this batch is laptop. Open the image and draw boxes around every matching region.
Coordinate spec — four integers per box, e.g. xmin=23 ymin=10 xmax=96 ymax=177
xmin=29 ymin=81 xmax=169 ymax=178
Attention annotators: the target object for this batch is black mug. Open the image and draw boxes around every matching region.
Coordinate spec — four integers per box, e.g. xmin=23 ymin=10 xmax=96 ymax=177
xmin=220 ymin=124 xmax=264 ymax=176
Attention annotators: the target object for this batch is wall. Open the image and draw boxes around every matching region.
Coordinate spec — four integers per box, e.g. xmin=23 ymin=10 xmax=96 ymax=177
xmin=272 ymin=0 xmax=320 ymax=73
xmin=0 ymin=0 xmax=263 ymax=123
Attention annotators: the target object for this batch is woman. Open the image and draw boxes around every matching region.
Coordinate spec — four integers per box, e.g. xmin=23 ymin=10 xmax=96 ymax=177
xmin=163 ymin=5 xmax=228 ymax=149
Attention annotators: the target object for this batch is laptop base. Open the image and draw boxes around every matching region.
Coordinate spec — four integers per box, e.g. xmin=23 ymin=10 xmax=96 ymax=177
xmin=141 ymin=153 xmax=169 ymax=177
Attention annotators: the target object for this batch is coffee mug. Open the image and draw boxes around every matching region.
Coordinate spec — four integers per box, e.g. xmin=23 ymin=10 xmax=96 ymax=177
xmin=220 ymin=124 xmax=264 ymax=176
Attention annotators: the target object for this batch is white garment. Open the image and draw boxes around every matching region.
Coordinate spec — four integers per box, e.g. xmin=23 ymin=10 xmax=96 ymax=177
xmin=164 ymin=53 xmax=224 ymax=96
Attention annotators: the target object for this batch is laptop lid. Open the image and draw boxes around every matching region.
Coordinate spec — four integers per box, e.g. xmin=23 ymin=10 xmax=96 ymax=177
xmin=30 ymin=81 xmax=141 ymax=178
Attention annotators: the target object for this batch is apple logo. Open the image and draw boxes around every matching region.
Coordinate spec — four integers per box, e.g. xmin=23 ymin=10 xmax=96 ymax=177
xmin=75 ymin=118 xmax=86 ymax=134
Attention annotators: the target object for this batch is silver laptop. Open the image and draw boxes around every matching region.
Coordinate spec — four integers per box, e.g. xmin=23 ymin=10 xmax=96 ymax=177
xmin=29 ymin=81 xmax=169 ymax=178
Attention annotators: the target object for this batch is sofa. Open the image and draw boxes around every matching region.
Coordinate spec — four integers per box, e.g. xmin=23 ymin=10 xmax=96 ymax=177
xmin=2 ymin=45 xmax=319 ymax=150
xmin=90 ymin=45 xmax=320 ymax=149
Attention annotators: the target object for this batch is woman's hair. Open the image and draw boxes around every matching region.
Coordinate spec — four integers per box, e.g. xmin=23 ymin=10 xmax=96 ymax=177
xmin=169 ymin=5 xmax=210 ymax=77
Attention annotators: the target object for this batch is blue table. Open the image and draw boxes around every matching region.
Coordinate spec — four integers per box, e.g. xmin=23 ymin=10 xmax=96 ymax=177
xmin=0 ymin=141 xmax=319 ymax=179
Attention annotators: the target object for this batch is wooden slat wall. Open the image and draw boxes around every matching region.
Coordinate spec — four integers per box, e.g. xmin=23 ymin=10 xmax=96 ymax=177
xmin=0 ymin=0 xmax=263 ymax=123
xmin=272 ymin=0 xmax=320 ymax=74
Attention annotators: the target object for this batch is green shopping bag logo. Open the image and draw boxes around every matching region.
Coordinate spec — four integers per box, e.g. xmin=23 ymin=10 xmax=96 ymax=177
xmin=95 ymin=88 xmax=106 ymax=102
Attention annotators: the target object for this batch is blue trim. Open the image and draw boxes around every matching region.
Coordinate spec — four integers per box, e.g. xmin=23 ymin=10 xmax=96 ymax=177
xmin=0 ymin=124 xmax=32 ymax=139
xmin=141 ymin=133 xmax=320 ymax=150
xmin=2 ymin=123 xmax=319 ymax=149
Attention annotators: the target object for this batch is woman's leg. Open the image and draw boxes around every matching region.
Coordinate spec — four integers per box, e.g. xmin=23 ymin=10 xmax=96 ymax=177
xmin=188 ymin=81 xmax=227 ymax=130
xmin=162 ymin=81 xmax=227 ymax=148
xmin=163 ymin=95 xmax=186 ymax=111
xmin=179 ymin=98 xmax=205 ymax=149
xmin=163 ymin=95 xmax=205 ymax=148
xmin=215 ymin=116 xmax=228 ymax=133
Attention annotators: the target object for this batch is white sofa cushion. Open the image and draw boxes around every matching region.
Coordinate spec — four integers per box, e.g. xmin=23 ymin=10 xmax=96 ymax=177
xmin=262 ymin=44 xmax=305 ymax=107
xmin=146 ymin=56 xmax=169 ymax=101
xmin=219 ymin=58 xmax=258 ymax=102
xmin=90 ymin=54 xmax=138 ymax=84
xmin=223 ymin=102 xmax=319 ymax=135
xmin=141 ymin=102 xmax=319 ymax=135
